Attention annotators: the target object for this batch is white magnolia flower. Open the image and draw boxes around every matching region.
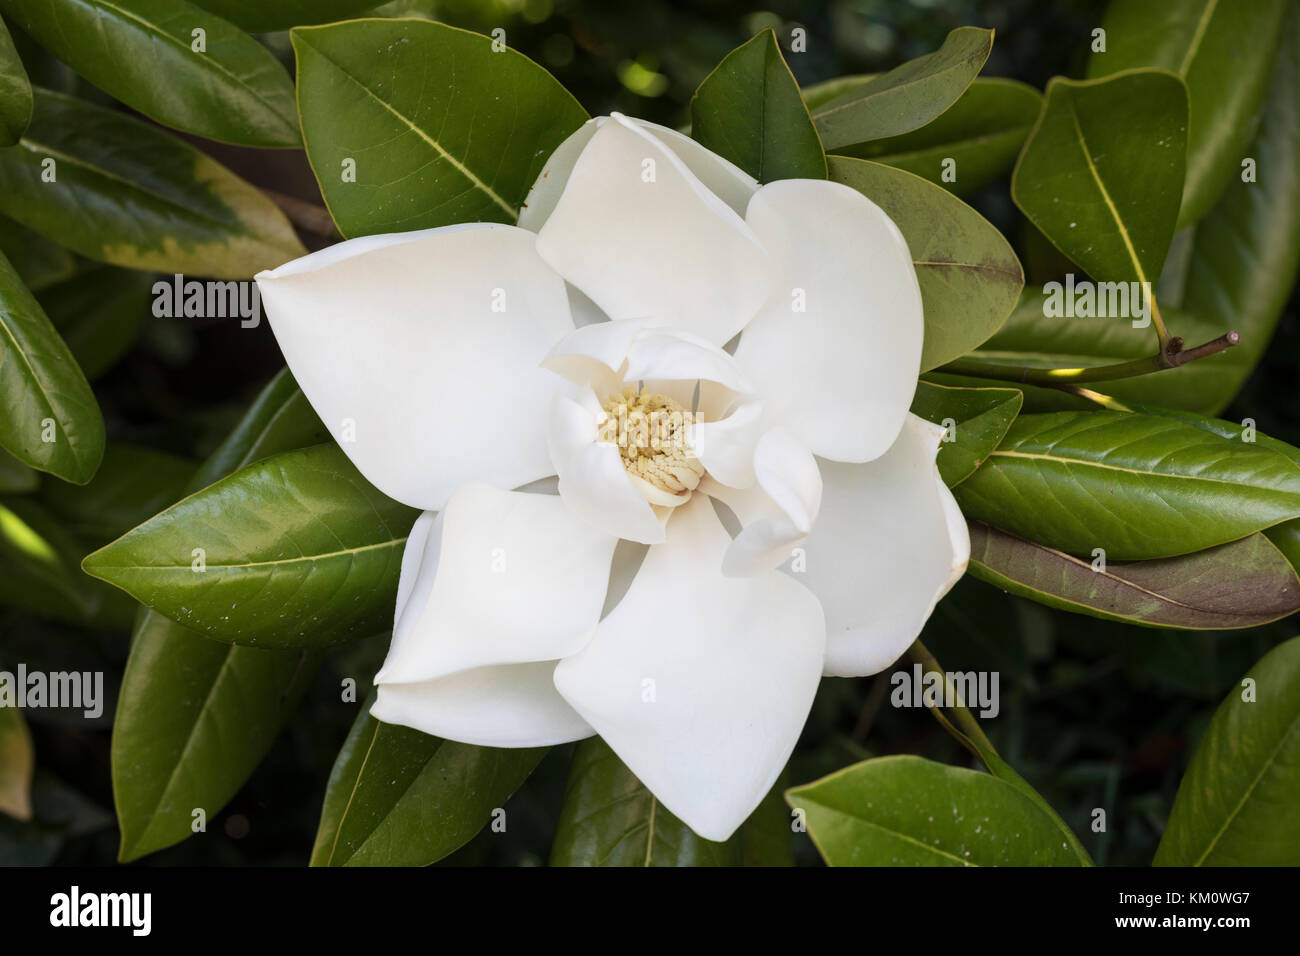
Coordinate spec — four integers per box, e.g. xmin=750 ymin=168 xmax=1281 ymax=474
xmin=255 ymin=113 xmax=969 ymax=841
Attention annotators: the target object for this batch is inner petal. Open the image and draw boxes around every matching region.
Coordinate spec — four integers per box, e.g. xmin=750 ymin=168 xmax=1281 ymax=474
xmin=599 ymin=387 xmax=704 ymax=502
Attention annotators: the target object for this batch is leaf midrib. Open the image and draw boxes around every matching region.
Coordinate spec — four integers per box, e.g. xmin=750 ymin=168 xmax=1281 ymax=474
xmin=94 ymin=536 xmax=408 ymax=573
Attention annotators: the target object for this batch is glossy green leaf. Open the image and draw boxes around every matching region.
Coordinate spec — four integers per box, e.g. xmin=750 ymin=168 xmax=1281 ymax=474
xmin=0 ymin=249 xmax=102 ymax=484
xmin=829 ymin=156 xmax=1022 ymax=370
xmin=0 ymin=0 xmax=299 ymax=148
xmin=1012 ymin=70 xmax=1187 ymax=288
xmin=689 ymin=28 xmax=824 ymax=182
xmin=39 ymin=443 xmax=193 ymax=544
xmin=811 ymin=27 xmax=992 ymax=150
xmin=953 ymin=411 xmax=1300 ymax=560
xmin=787 ymin=755 xmax=1085 ymax=866
xmin=969 ymin=522 xmax=1300 ymax=630
xmin=0 ymin=214 xmax=74 ymax=292
xmin=84 ymin=442 xmax=414 ymax=647
xmin=190 ymin=0 xmax=383 ymax=32
xmin=312 ymin=698 xmax=546 ymax=866
xmin=0 ymin=90 xmax=306 ymax=278
xmin=0 ymin=704 xmax=33 ymax=821
xmin=112 ymin=369 xmax=330 ymax=862
xmin=39 ymin=268 xmax=152 ymax=381
xmin=1155 ymin=635 xmax=1300 ymax=865
xmin=1088 ymin=0 xmax=1288 ymax=227
xmin=550 ymin=737 xmax=738 ymax=866
xmin=0 ymin=16 xmax=31 ymax=146
xmin=821 ymin=78 xmax=1040 ymax=197
xmin=910 ymin=381 xmax=1022 ymax=487
xmin=293 ymin=18 xmax=587 ymax=237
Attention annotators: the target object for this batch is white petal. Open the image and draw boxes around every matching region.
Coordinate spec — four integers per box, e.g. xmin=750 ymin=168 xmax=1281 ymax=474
xmin=373 ymin=662 xmax=592 ymax=748
xmin=797 ymin=414 xmax=970 ymax=678
xmin=553 ymin=495 xmax=825 ymax=842
xmin=692 ymin=400 xmax=765 ymax=488
xmin=518 ymin=116 xmax=759 ymax=232
xmin=548 ymin=390 xmax=667 ymax=544
xmin=256 ymin=224 xmax=572 ymax=511
xmin=705 ymin=427 xmax=823 ymax=576
xmin=733 ymin=179 xmax=923 ymax=463
xmin=536 ymin=114 xmax=772 ymax=345
xmin=375 ymin=482 xmax=617 ymax=685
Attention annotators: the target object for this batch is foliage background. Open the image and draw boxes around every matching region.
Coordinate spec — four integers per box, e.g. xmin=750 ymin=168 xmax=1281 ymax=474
xmin=2 ymin=0 xmax=1296 ymax=866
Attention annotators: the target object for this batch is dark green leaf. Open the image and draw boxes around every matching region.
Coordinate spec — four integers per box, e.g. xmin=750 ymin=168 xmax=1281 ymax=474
xmin=0 ymin=448 xmax=36 ymax=493
xmin=969 ymin=522 xmax=1300 ymax=629
xmin=786 ymin=755 xmax=1086 ymax=866
xmin=190 ymin=0 xmax=383 ymax=32
xmin=1155 ymin=635 xmax=1300 ymax=865
xmin=0 ymin=498 xmax=103 ymax=623
xmin=1088 ymin=0 xmax=1288 ymax=227
xmin=690 ymin=29 xmax=825 ymax=182
xmin=292 ymin=18 xmax=587 ymax=237
xmin=0 ymin=249 xmax=102 ymax=483
xmin=40 ymin=267 xmax=152 ymax=381
xmin=0 ymin=90 xmax=306 ymax=278
xmin=953 ymin=411 xmax=1300 ymax=560
xmin=829 ymin=156 xmax=1022 ymax=370
xmin=910 ymin=381 xmax=1022 ymax=487
xmin=39 ymin=443 xmax=193 ymax=544
xmin=811 ymin=27 xmax=993 ymax=150
xmin=1012 ymin=70 xmax=1187 ymax=287
xmin=0 ymin=0 xmax=299 ymax=148
xmin=312 ymin=698 xmax=546 ymax=866
xmin=0 ymin=16 xmax=31 ymax=146
xmin=550 ymin=737 xmax=738 ymax=866
xmin=83 ymin=442 xmax=416 ymax=646
xmin=0 ymin=213 xmax=74 ymax=292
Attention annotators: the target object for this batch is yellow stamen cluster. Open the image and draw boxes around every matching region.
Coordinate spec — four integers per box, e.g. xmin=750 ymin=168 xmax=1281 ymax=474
xmin=600 ymin=388 xmax=704 ymax=496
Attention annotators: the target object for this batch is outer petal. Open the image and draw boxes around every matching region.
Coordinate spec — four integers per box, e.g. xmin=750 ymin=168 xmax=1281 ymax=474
xmin=518 ymin=116 xmax=758 ymax=231
xmin=375 ymin=483 xmax=617 ymax=685
xmin=372 ymin=662 xmax=592 ymax=748
xmin=553 ymin=495 xmax=825 ymax=842
xmin=536 ymin=114 xmax=772 ymax=345
xmin=797 ymin=414 xmax=970 ymax=678
xmin=256 ymin=223 xmax=572 ymax=511
xmin=733 ymin=179 xmax=923 ymax=463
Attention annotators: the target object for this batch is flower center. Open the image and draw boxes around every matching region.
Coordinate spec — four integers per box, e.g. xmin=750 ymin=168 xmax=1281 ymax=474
xmin=600 ymin=387 xmax=704 ymax=498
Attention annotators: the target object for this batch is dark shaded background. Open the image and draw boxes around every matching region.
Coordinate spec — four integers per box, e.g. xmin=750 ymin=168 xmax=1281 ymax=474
xmin=4 ymin=0 xmax=1296 ymax=866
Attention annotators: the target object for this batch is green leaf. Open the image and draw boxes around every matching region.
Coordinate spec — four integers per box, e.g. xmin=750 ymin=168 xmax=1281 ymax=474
xmin=0 ymin=89 xmax=306 ymax=278
xmin=0 ymin=448 xmax=36 ymax=493
xmin=689 ymin=29 xmax=825 ymax=182
xmin=0 ymin=16 xmax=31 ymax=146
xmin=811 ymin=27 xmax=993 ymax=150
xmin=39 ymin=267 xmax=152 ymax=382
xmin=292 ymin=18 xmax=587 ymax=237
xmin=828 ymin=78 xmax=1040 ymax=197
xmin=786 ymin=755 xmax=1086 ymax=866
xmin=953 ymin=411 xmax=1300 ymax=560
xmin=0 ymin=0 xmax=299 ymax=148
xmin=0 ymin=498 xmax=98 ymax=623
xmin=550 ymin=737 xmax=738 ymax=866
xmin=968 ymin=522 xmax=1300 ymax=630
xmin=0 ymin=248 xmax=102 ymax=484
xmin=83 ymin=442 xmax=415 ymax=647
xmin=311 ymin=698 xmax=546 ymax=866
xmin=0 ymin=213 xmax=74 ymax=292
xmin=189 ymin=0 xmax=383 ymax=32
xmin=1088 ymin=0 xmax=1288 ymax=227
xmin=740 ymin=777 xmax=795 ymax=866
xmin=1155 ymin=635 xmax=1300 ymax=865
xmin=1012 ymin=70 xmax=1187 ymax=288
xmin=910 ymin=381 xmax=1022 ymax=487
xmin=0 ymin=704 xmax=33 ymax=821
xmin=829 ymin=156 xmax=1022 ymax=370
xmin=112 ymin=369 xmax=330 ymax=862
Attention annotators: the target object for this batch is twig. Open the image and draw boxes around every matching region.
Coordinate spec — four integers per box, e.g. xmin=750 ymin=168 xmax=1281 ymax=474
xmin=264 ymin=189 xmax=337 ymax=239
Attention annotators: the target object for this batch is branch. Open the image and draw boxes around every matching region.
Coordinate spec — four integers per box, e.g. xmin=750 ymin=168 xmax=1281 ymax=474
xmin=264 ymin=189 xmax=337 ymax=239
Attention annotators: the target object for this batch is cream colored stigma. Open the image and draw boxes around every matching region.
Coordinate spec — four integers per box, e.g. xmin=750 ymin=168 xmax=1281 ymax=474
xmin=600 ymin=387 xmax=704 ymax=503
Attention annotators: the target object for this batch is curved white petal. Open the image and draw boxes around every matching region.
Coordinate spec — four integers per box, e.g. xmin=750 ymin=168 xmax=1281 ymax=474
xmin=705 ymin=428 xmax=823 ymax=576
xmin=733 ymin=179 xmax=923 ymax=463
xmin=536 ymin=114 xmax=772 ymax=346
xmin=692 ymin=400 xmax=765 ymax=488
xmin=548 ymin=390 xmax=667 ymax=544
xmin=553 ymin=495 xmax=825 ymax=842
xmin=796 ymin=414 xmax=970 ymax=678
xmin=375 ymin=482 xmax=617 ymax=685
xmin=256 ymin=224 xmax=572 ymax=511
xmin=518 ymin=116 xmax=759 ymax=232
xmin=373 ymin=662 xmax=592 ymax=748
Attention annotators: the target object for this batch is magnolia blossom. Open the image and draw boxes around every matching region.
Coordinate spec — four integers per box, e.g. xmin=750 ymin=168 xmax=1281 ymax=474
xmin=255 ymin=113 xmax=968 ymax=841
